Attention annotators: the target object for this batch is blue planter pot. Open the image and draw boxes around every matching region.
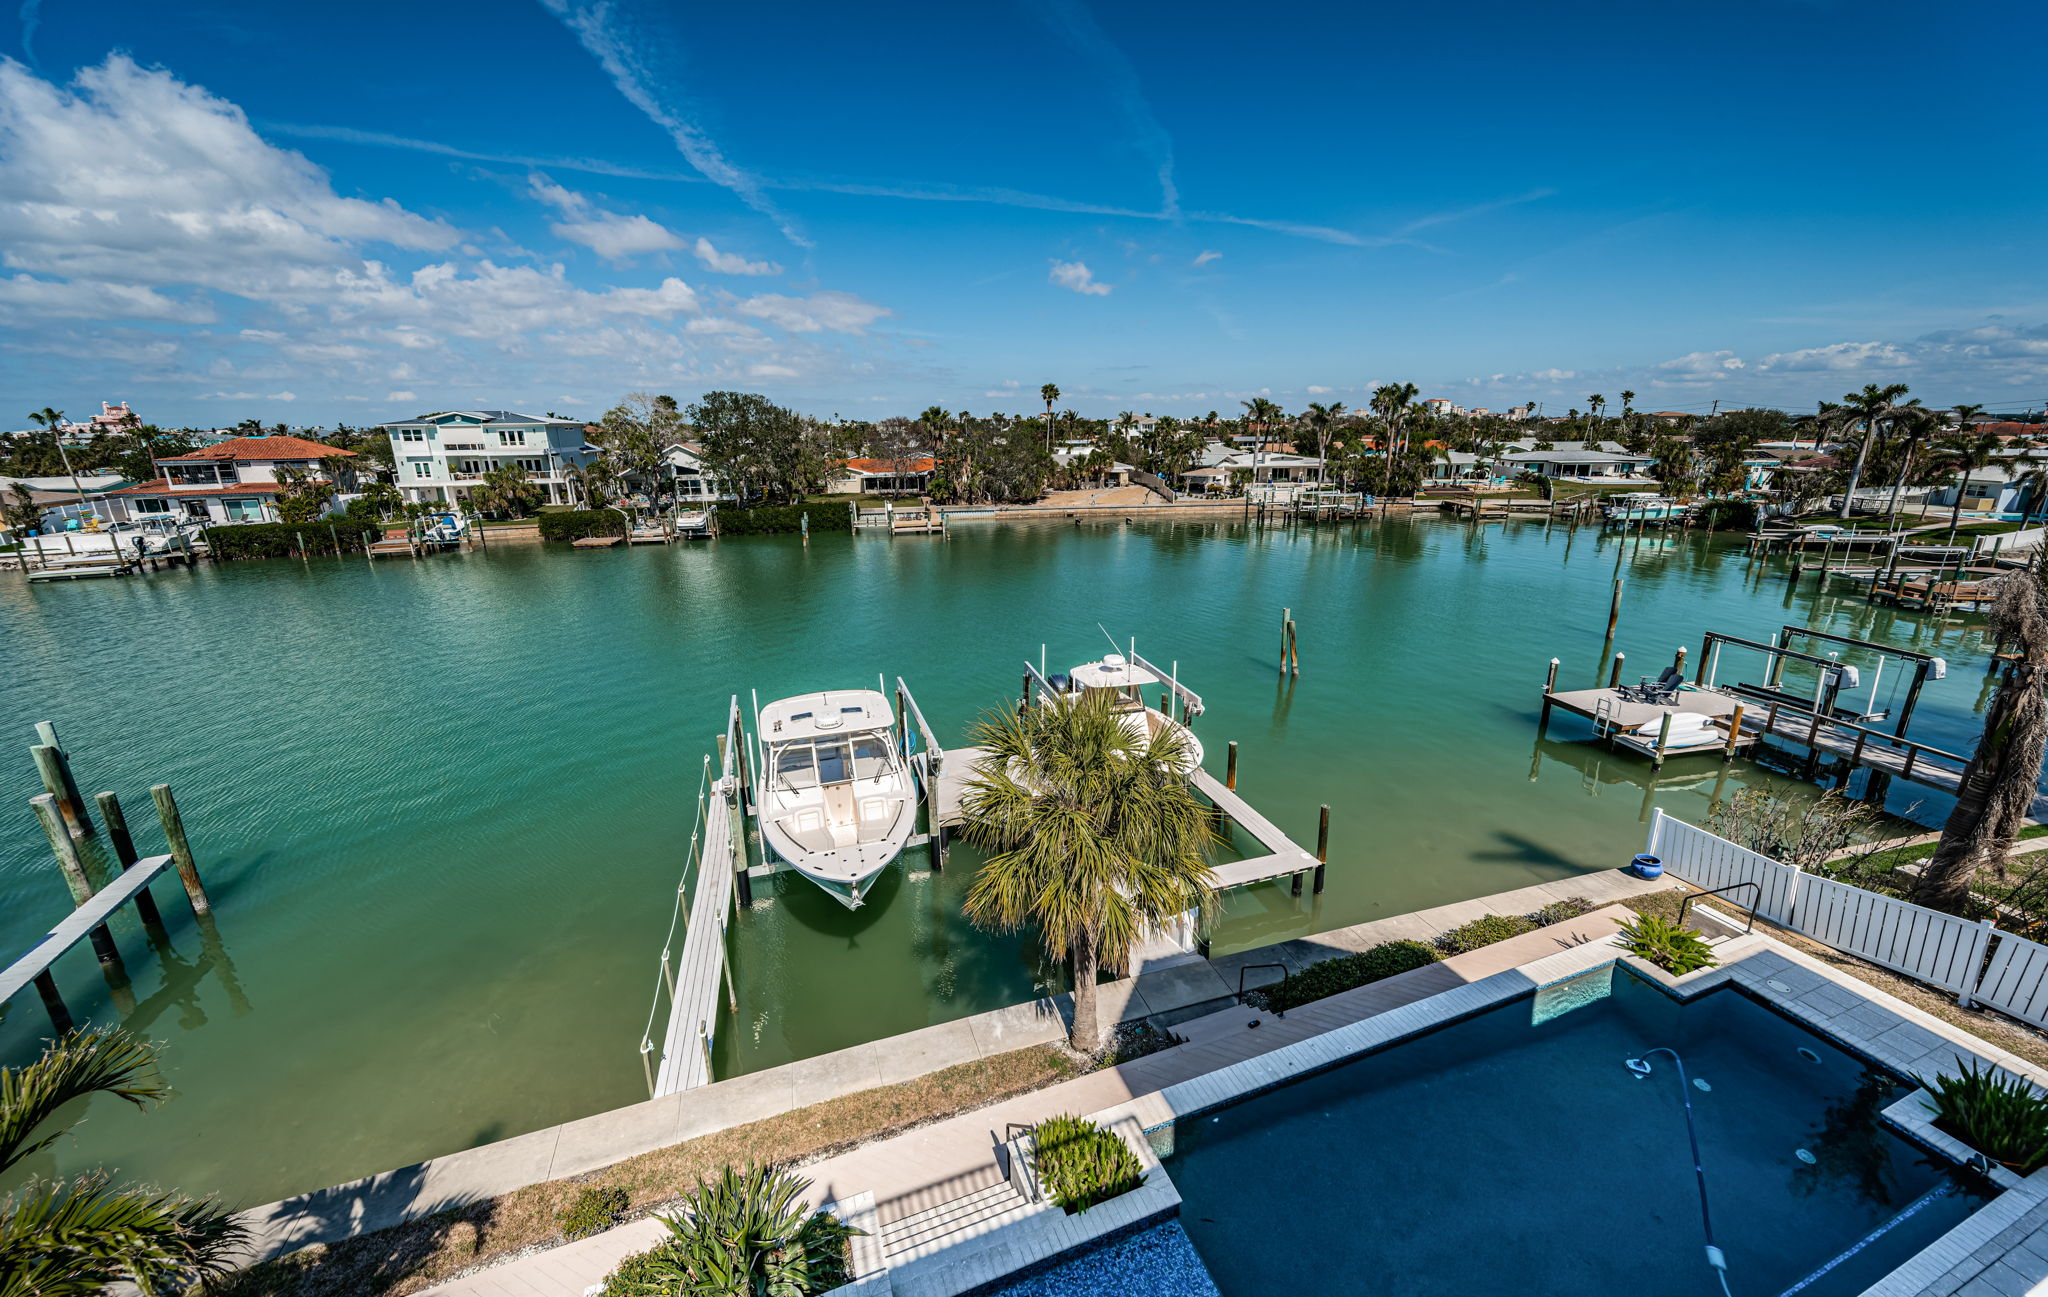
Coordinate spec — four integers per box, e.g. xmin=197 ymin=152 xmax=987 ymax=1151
xmin=1631 ymin=854 xmax=1664 ymax=880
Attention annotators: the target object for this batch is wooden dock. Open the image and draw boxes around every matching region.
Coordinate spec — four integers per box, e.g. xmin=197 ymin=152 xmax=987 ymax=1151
xmin=653 ymin=708 xmax=744 ymax=1096
xmin=890 ymin=506 xmax=945 ymax=535
xmin=572 ymin=535 xmax=624 ymax=548
xmin=0 ymin=853 xmax=176 ymax=1010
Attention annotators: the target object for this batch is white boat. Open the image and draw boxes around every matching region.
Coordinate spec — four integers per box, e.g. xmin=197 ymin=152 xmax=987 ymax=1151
xmin=26 ymin=555 xmax=132 ymax=582
xmin=1042 ymin=650 xmax=1204 ymax=771
xmin=754 ymin=689 xmax=916 ymax=908
xmin=418 ymin=512 xmax=470 ymax=546
xmin=1603 ymin=493 xmax=1688 ymax=524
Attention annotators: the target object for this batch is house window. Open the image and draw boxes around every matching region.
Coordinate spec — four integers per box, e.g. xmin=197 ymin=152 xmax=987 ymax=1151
xmin=133 ymin=498 xmax=172 ymax=515
xmin=224 ymin=498 xmax=266 ymax=521
xmin=497 ymin=431 xmax=526 ymax=446
xmin=412 ymin=462 xmax=433 ymax=479
xmin=398 ymin=429 xmax=426 ymax=443
xmin=521 ymin=458 xmax=546 ymax=473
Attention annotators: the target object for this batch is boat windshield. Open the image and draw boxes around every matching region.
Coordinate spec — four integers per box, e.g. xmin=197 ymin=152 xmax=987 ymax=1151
xmin=851 ymin=735 xmax=893 ymax=779
xmin=815 ymin=741 xmax=851 ymax=785
xmin=775 ymin=743 xmax=819 ymax=790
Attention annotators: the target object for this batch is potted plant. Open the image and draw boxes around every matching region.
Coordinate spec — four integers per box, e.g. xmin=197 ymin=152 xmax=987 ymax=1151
xmin=1920 ymin=1062 xmax=2048 ymax=1174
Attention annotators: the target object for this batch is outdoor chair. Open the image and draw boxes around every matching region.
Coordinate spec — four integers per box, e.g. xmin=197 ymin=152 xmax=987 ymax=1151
xmin=1621 ymin=666 xmax=1684 ymax=705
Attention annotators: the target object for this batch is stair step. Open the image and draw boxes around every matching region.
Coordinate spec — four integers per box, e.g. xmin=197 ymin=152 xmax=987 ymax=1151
xmin=879 ymin=1183 xmax=1015 ymax=1238
xmin=879 ymin=1185 xmax=1026 ymax=1254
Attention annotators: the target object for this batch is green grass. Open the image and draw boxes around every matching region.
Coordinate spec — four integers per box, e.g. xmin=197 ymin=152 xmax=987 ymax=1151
xmin=1942 ymin=520 xmax=2029 ymax=537
xmin=1847 ymin=824 xmax=2048 ymax=877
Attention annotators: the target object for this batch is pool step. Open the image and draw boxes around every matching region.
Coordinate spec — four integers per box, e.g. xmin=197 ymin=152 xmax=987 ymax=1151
xmin=879 ymin=1182 xmax=1029 ymax=1257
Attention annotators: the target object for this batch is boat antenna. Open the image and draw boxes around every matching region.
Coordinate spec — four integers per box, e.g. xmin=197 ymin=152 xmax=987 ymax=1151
xmin=1096 ymin=623 xmax=1121 ymax=656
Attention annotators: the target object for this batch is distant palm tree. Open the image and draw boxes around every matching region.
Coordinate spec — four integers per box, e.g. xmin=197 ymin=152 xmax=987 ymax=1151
xmin=1586 ymin=394 xmax=1606 ymax=435
xmin=1041 ymin=383 xmax=1061 ymax=451
xmin=1619 ymin=390 xmax=1636 ymax=437
xmin=960 ymin=694 xmax=1217 ymax=1052
xmin=1302 ymin=401 xmax=1347 ymax=462
xmin=1 ymin=1029 xmax=245 ymax=1293
xmin=1883 ymin=406 xmax=1943 ymax=520
xmin=1929 ymin=431 xmax=2025 ymax=541
xmin=1370 ymin=383 xmax=1419 ymax=461
xmin=1837 ymin=382 xmax=1916 ymax=518
xmin=27 ymin=407 xmax=89 ymax=518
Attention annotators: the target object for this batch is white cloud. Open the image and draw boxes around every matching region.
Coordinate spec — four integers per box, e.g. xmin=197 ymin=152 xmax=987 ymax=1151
xmin=1306 ymin=384 xmax=1331 ymax=394
xmin=693 ymin=237 xmax=782 ymax=276
xmin=1192 ymin=249 xmax=1221 ymax=266
xmin=1049 ymin=259 xmax=1111 ymax=296
xmin=0 ymin=272 xmax=212 ymax=321
xmin=1755 ymin=340 xmax=1914 ymax=372
xmin=528 ymin=174 xmax=685 ymax=263
xmin=748 ymin=363 xmax=799 ymax=378
xmin=386 ymin=390 xmax=417 ymax=402
xmin=732 ymin=290 xmax=890 ymax=335
xmin=1654 ymin=350 xmax=1747 ymax=376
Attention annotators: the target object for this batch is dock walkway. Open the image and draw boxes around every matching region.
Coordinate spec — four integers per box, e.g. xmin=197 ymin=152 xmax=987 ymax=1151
xmin=0 ymin=853 xmax=175 ymax=1005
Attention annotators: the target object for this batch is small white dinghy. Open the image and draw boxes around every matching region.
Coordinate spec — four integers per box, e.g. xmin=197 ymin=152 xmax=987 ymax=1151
xmin=754 ymin=689 xmax=915 ymax=909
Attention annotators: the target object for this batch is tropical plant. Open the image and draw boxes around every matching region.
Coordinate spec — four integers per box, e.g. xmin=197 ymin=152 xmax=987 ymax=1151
xmin=1835 ymin=383 xmax=1918 ymax=518
xmin=1300 ymin=401 xmax=1346 ymax=461
xmin=1913 ymin=572 xmax=2048 ymax=913
xmin=604 ymin=1164 xmax=856 ymax=1297
xmin=1919 ymin=1060 xmax=2048 ymax=1172
xmin=1248 ymin=940 xmax=1440 ymax=1012
xmin=959 ymin=692 xmax=1217 ymax=1052
xmin=2 ymin=482 xmax=42 ymax=535
xmin=26 ymin=407 xmax=89 ymax=512
xmin=1437 ymin=913 xmax=1536 ymax=954
xmin=270 ymin=464 xmax=333 ymax=524
xmin=1707 ymin=788 xmax=1881 ymax=875
xmin=1040 ymin=383 xmax=1060 ymax=451
xmin=1029 ymin=1115 xmax=1145 ymax=1214
xmin=1615 ymin=913 xmax=1718 ymax=975
xmin=560 ymin=1185 xmax=631 ymax=1241
xmin=0 ymin=1029 xmax=245 ymax=1295
xmin=1929 ymin=431 xmax=2027 ymax=541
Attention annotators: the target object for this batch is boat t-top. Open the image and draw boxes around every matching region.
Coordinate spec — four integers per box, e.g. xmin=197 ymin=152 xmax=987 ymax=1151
xmin=1037 ymin=644 xmax=1204 ymax=772
xmin=753 ymin=688 xmax=915 ymax=909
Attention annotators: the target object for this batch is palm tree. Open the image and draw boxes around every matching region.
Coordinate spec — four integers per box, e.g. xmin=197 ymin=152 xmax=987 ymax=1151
xmin=1302 ymin=401 xmax=1347 ymax=462
xmin=1370 ymin=383 xmax=1418 ymax=461
xmin=1882 ymin=406 xmax=1942 ymax=520
xmin=1928 ymin=431 xmax=2023 ymax=542
xmin=1911 ymin=572 xmax=2048 ymax=913
xmin=27 ymin=408 xmax=88 ymax=522
xmin=1618 ymin=390 xmax=1636 ymax=438
xmin=959 ymin=693 xmax=1217 ymax=1052
xmin=1586 ymin=395 xmax=1606 ymax=436
xmin=1040 ymin=383 xmax=1060 ymax=452
xmin=1836 ymin=383 xmax=1915 ymax=518
xmin=1 ymin=1029 xmax=245 ymax=1293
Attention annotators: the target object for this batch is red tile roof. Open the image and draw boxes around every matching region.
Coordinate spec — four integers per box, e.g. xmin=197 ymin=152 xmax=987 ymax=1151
xmin=845 ymin=457 xmax=936 ymax=474
xmin=106 ymin=479 xmax=282 ymax=497
xmin=158 ymin=436 xmax=356 ymax=462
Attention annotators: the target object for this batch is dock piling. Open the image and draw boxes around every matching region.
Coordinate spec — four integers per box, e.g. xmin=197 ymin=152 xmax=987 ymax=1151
xmin=33 ymin=971 xmax=73 ymax=1034
xmin=1723 ymin=705 xmax=1745 ymax=762
xmin=32 ymin=794 xmax=94 ymax=905
xmin=1608 ymin=651 xmax=1626 ymax=689
xmin=94 ymin=791 xmax=167 ymax=933
xmin=1544 ymin=658 xmax=1560 ymax=693
xmin=1606 ymin=578 xmax=1624 ymax=640
xmin=33 ymin=721 xmax=94 ymax=837
xmin=150 ymin=784 xmax=211 ymax=915
xmin=1225 ymin=741 xmax=1238 ymax=791
xmin=1652 ymin=713 xmax=1674 ymax=770
xmin=1313 ymin=804 xmax=1329 ymax=895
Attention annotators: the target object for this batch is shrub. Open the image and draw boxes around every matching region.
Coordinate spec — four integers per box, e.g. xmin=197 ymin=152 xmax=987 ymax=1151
xmin=598 ymin=1164 xmax=858 ymax=1296
xmin=1436 ymin=913 xmax=1536 ymax=955
xmin=537 ymin=509 xmax=626 ymax=542
xmin=1616 ymin=914 xmax=1719 ymax=975
xmin=202 ymin=521 xmax=375 ymax=560
xmin=1920 ymin=1061 xmax=2048 ymax=1173
xmin=1247 ymin=940 xmax=1439 ymax=1013
xmin=717 ymin=501 xmax=853 ymax=536
xmin=1530 ymin=897 xmax=1596 ymax=927
xmin=1030 ymin=1114 xmax=1145 ymax=1214
xmin=559 ymin=1185 xmax=630 ymax=1241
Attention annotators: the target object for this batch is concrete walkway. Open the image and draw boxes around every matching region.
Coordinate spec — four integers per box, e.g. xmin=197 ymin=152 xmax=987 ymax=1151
xmin=425 ymin=903 xmax=1643 ymax=1296
xmin=234 ymin=867 xmax=1669 ymax=1267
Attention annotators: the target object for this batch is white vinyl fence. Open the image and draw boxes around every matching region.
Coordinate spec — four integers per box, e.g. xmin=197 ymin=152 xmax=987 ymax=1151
xmin=1649 ymin=811 xmax=2018 ymax=1013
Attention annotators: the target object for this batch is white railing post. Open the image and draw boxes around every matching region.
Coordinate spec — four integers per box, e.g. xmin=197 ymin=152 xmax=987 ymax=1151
xmin=1648 ymin=807 xmax=1667 ymax=860
xmin=1961 ymin=918 xmax=1998 ymax=1008
xmin=1785 ymin=864 xmax=1804 ymax=929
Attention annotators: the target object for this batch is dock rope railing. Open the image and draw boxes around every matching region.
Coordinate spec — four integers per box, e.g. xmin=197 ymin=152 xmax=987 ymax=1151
xmin=638 ymin=755 xmax=711 ymax=1096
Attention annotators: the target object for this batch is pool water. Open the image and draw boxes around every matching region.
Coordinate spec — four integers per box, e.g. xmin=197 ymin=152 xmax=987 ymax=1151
xmin=1165 ymin=968 xmax=1987 ymax=1297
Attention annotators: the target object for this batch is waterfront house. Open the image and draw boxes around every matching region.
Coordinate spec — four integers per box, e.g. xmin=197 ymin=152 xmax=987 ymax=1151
xmin=650 ymin=442 xmax=733 ymax=504
xmin=1176 ymin=445 xmax=1323 ymax=493
xmin=830 ymin=456 xmax=936 ymax=495
xmin=1495 ymin=440 xmax=1656 ymax=482
xmin=103 ymin=436 xmax=356 ymax=524
xmin=1926 ymin=457 xmax=2046 ymax=517
xmin=377 ymin=410 xmax=597 ymax=507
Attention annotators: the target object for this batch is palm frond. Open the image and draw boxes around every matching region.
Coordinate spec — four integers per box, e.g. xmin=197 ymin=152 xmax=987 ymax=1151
xmin=0 ymin=1031 xmax=164 ymax=1174
xmin=0 ymin=1172 xmax=247 ymax=1297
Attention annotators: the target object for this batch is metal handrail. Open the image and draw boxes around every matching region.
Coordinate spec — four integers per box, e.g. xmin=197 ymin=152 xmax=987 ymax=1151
xmin=1723 ymin=684 xmax=1968 ymax=764
xmin=1679 ymin=881 xmax=1763 ymax=936
xmin=1237 ymin=962 xmax=1289 ymax=1007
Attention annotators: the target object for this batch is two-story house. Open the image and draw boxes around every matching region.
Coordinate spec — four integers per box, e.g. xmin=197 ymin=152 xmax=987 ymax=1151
xmin=377 ymin=410 xmax=597 ymax=506
xmin=105 ymin=435 xmax=357 ymax=523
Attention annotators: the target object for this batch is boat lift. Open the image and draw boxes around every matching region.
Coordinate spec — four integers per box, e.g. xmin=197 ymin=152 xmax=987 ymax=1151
xmin=1694 ymin=625 xmax=1947 ymax=738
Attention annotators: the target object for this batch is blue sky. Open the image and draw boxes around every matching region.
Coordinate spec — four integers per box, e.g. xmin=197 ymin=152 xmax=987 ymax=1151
xmin=2 ymin=0 xmax=2043 ymax=427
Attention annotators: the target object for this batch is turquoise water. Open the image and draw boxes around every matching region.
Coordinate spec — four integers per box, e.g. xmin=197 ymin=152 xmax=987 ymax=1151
xmin=0 ymin=514 xmax=2003 ymax=1208
xmin=1166 ymin=968 xmax=1988 ymax=1296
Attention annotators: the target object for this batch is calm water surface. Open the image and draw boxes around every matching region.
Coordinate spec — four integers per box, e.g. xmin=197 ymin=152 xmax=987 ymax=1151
xmin=0 ymin=514 xmax=2002 ymax=1206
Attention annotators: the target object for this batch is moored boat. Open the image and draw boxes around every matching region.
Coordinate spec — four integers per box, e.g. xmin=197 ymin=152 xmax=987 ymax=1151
xmin=1033 ymin=643 xmax=1205 ymax=771
xmin=753 ymin=688 xmax=915 ymax=908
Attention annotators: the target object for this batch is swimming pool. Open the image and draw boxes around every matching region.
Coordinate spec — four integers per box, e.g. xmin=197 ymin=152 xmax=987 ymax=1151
xmin=1164 ymin=966 xmax=1988 ymax=1297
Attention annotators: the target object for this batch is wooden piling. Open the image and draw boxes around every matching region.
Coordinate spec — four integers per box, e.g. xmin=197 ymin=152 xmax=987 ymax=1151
xmin=95 ymin=791 xmax=166 ymax=931
xmin=1313 ymin=804 xmax=1329 ymax=894
xmin=1225 ymin=741 xmax=1238 ymax=790
xmin=33 ymin=721 xmax=94 ymax=837
xmin=150 ymin=784 xmax=211 ymax=915
xmin=31 ymin=793 xmax=94 ymax=904
xmin=1279 ymin=607 xmax=1291 ymax=675
xmin=1673 ymin=645 xmax=1688 ymax=675
xmin=1608 ymin=651 xmax=1626 ymax=689
xmin=1723 ymin=705 xmax=1745 ymax=762
xmin=34 ymin=971 xmax=73 ymax=1034
xmin=1606 ymin=578 xmax=1624 ymax=639
xmin=1544 ymin=657 xmax=1560 ymax=693
xmin=1652 ymin=713 xmax=1673 ymax=769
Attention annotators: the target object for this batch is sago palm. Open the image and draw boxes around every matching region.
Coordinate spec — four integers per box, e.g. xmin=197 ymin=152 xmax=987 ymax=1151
xmin=1 ymin=1029 xmax=245 ymax=1297
xmin=959 ymin=692 xmax=1217 ymax=1052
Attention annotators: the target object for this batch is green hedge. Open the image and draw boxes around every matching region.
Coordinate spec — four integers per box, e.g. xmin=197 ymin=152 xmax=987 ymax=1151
xmin=1692 ymin=499 xmax=1761 ymax=531
xmin=718 ymin=501 xmax=852 ymax=536
xmin=537 ymin=509 xmax=626 ymax=542
xmin=204 ymin=522 xmax=374 ymax=559
xmin=1247 ymin=940 xmax=1440 ymax=1013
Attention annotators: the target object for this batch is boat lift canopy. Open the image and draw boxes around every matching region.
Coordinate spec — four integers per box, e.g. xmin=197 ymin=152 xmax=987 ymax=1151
xmin=1697 ymin=625 xmax=1946 ymax=738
